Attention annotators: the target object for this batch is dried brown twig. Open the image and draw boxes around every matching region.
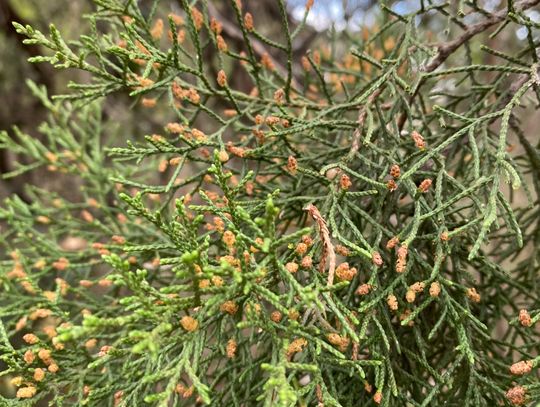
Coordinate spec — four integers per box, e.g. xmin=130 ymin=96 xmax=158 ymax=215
xmin=348 ymin=87 xmax=384 ymax=160
xmin=304 ymin=203 xmax=336 ymax=286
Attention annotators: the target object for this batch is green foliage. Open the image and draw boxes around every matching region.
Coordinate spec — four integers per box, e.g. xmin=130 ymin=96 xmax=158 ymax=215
xmin=1 ymin=0 xmax=540 ymax=406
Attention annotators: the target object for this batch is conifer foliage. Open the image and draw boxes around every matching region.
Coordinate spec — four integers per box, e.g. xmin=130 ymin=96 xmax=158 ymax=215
xmin=1 ymin=0 xmax=540 ymax=405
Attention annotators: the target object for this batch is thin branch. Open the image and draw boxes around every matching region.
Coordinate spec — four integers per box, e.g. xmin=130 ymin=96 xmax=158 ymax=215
xmin=206 ymin=1 xmax=302 ymax=91
xmin=397 ymin=0 xmax=540 ymax=130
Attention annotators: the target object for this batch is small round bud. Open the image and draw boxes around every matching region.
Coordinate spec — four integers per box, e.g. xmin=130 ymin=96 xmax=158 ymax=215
xmin=141 ymin=98 xmax=157 ymax=108
xmin=510 ymin=360 xmax=533 ymax=376
xmin=397 ymin=244 xmax=408 ymax=259
xmin=506 ymin=385 xmax=526 ymax=405
xmin=48 ymin=363 xmax=59 ymax=373
xmin=222 ymin=231 xmax=236 ymax=247
xmin=372 ymin=251 xmax=383 ymax=267
xmin=286 ymin=262 xmax=299 ymax=273
xmin=386 ymin=236 xmax=399 ymax=249
xmin=355 ymin=283 xmax=371 ymax=296
xmin=24 ymin=350 xmax=35 ymax=364
xmin=265 ymin=116 xmax=280 ymax=126
xmin=335 ymin=262 xmax=357 ymax=281
xmin=270 ymin=311 xmax=282 ymax=323
xmin=287 ymin=156 xmax=298 ymax=175
xmin=180 ymin=316 xmax=198 ymax=332
xmin=261 ymin=53 xmax=274 ymax=70
xmin=199 ymin=279 xmax=210 ymax=289
xmin=98 ymin=345 xmax=112 ymax=357
xmin=466 ymin=287 xmax=481 ymax=303
xmin=288 ymin=309 xmax=300 ymax=320
xmin=98 ymin=279 xmax=113 ymax=288
xmin=226 ymin=339 xmax=237 ymax=358
xmin=33 ymin=368 xmax=45 ymax=382
xmin=429 ymin=282 xmax=441 ymax=297
xmin=301 ymin=56 xmax=311 ymax=71
xmin=191 ymin=7 xmax=204 ymax=31
xmin=38 ymin=348 xmax=52 ymax=363
xmin=11 ymin=376 xmax=23 ymax=386
xmin=187 ymin=89 xmax=201 ymax=106
xmin=217 ymin=70 xmax=227 ymax=87
xmin=79 ymin=280 xmax=94 ymax=288
xmin=23 ymin=333 xmax=39 ymax=344
xmin=390 ymin=164 xmax=400 ymax=178
xmin=218 ymin=150 xmax=229 ymax=163
xmin=340 ymin=174 xmax=352 ymax=190
xmin=220 ymin=301 xmax=239 ymax=315
xmin=52 ymin=257 xmax=70 ymax=271
xmin=16 ymin=317 xmax=27 ymax=331
xmin=151 ymin=18 xmax=164 ymax=40
xmin=411 ymin=130 xmax=426 ymax=149
xmin=387 ymin=294 xmax=398 ymax=311
xmin=244 ymin=13 xmax=254 ymax=30
xmin=169 ymin=13 xmax=184 ymax=25
xmin=286 ymin=337 xmax=307 ymax=357
xmin=295 ymin=242 xmax=308 ymax=255
xmin=210 ymin=17 xmax=222 ymax=34
xmin=418 ymin=179 xmax=432 ymax=193
xmin=312 ymin=50 xmax=321 ymax=65
xmin=114 ymin=390 xmax=124 ymax=406
xmin=111 ymin=235 xmax=126 ymax=244
xmin=191 ymin=128 xmax=206 ymax=141
xmin=410 ymin=282 xmax=425 ymax=293
xmin=519 ymin=309 xmax=532 ymax=327
xmin=212 ymin=276 xmax=224 ymax=287
xmin=17 ymin=386 xmax=37 ymax=399
xmin=85 ymin=338 xmax=97 ymax=349
xmin=327 ymin=333 xmax=349 ymax=352
xmin=274 ymin=88 xmax=285 ymax=105
xmin=300 ymin=256 xmax=313 ymax=268
xmin=335 ymin=245 xmax=349 ymax=256
xmin=216 ymin=35 xmax=228 ymax=52
xmin=36 ymin=215 xmax=51 ymax=224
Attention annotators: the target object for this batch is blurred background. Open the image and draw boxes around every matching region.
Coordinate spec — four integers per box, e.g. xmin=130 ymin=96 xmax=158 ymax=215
xmin=1 ymin=0 xmax=539 ymax=229
xmin=0 ymin=0 xmax=538 ymax=221
xmin=0 ymin=0 xmax=377 ymax=201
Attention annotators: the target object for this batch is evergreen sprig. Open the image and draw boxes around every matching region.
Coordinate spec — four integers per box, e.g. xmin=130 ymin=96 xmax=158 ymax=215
xmin=1 ymin=0 xmax=540 ymax=406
